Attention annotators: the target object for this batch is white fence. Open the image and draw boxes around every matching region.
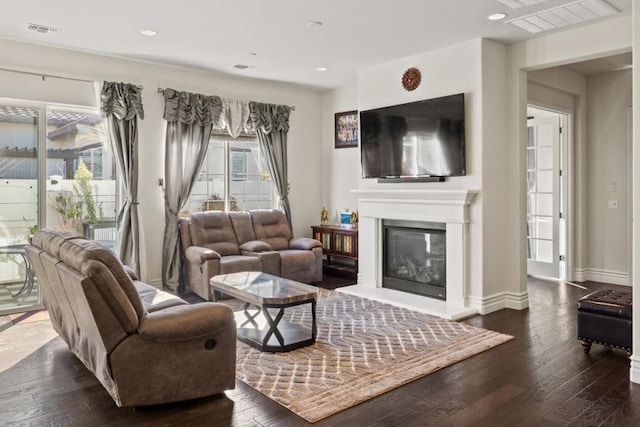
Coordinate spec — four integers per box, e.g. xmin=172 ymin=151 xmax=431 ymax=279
xmin=0 ymin=178 xmax=116 ymax=282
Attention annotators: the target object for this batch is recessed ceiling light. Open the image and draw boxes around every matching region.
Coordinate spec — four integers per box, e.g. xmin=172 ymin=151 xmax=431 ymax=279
xmin=140 ymin=29 xmax=157 ymax=36
xmin=234 ymin=64 xmax=250 ymax=70
xmin=307 ymin=21 xmax=323 ymax=28
xmin=250 ymin=52 xmax=258 ymax=56
xmin=488 ymin=13 xmax=508 ymax=21
xmin=315 ymin=67 xmax=328 ymax=72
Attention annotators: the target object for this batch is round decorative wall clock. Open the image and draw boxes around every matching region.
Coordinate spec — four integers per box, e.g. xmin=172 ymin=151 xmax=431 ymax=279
xmin=402 ymin=67 xmax=421 ymax=91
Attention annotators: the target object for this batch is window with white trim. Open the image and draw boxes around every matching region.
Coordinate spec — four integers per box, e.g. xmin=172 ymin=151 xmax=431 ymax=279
xmin=182 ymin=137 xmax=275 ymax=216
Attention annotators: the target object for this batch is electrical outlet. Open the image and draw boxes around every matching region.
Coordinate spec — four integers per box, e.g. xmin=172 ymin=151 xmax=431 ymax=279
xmin=608 ymin=200 xmax=619 ymax=209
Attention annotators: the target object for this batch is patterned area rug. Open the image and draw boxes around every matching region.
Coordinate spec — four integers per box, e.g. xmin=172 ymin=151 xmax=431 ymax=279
xmin=231 ymin=289 xmax=513 ymax=423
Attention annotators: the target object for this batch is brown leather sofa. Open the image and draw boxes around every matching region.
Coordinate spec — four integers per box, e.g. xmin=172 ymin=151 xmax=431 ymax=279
xmin=179 ymin=209 xmax=323 ymax=301
xmin=26 ymin=229 xmax=236 ymax=407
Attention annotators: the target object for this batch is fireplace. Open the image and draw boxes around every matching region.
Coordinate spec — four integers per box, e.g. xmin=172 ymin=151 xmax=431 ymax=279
xmin=383 ymin=220 xmax=446 ymax=300
xmin=338 ymin=189 xmax=479 ymax=320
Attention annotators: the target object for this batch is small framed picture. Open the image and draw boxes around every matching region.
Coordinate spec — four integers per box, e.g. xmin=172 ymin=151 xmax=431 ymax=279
xmin=335 ymin=110 xmax=359 ymax=148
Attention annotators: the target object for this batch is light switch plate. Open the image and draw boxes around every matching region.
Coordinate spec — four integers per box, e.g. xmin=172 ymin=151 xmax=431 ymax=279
xmin=608 ymin=200 xmax=619 ymax=209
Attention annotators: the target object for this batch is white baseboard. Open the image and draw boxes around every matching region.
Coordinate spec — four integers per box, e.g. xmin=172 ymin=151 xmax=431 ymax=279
xmin=572 ymin=268 xmax=586 ymax=282
xmin=572 ymin=268 xmax=629 ymax=286
xmin=630 ymin=356 xmax=640 ymax=384
xmin=467 ymin=291 xmax=529 ymax=315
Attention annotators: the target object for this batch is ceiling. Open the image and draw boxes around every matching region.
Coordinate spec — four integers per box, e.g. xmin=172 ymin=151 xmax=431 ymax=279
xmin=564 ymin=52 xmax=632 ymax=75
xmin=0 ymin=0 xmax=632 ymax=90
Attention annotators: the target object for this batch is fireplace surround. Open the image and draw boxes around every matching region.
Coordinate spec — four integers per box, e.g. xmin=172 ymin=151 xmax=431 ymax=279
xmin=338 ymin=189 xmax=478 ymax=320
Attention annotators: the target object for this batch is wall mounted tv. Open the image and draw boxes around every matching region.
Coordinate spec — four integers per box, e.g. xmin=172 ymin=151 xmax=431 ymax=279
xmin=360 ymin=93 xmax=465 ymax=182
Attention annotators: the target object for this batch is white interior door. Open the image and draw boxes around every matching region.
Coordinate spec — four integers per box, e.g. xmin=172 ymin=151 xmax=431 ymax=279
xmin=527 ymin=115 xmax=561 ymax=278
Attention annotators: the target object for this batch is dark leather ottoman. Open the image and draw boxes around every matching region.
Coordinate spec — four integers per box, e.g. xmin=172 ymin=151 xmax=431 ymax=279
xmin=577 ymin=289 xmax=632 ymax=356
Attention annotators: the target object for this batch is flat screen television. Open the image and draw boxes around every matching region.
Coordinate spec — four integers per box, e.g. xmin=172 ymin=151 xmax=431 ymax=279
xmin=359 ymin=93 xmax=465 ymax=180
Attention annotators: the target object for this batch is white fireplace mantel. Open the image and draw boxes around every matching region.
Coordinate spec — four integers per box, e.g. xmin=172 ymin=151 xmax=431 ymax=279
xmin=338 ymin=188 xmax=479 ymax=320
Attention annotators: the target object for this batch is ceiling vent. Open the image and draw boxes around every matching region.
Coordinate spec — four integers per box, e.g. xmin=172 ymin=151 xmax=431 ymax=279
xmin=505 ymin=0 xmax=618 ymax=34
xmin=497 ymin=0 xmax=549 ymax=9
xmin=27 ymin=23 xmax=60 ymax=34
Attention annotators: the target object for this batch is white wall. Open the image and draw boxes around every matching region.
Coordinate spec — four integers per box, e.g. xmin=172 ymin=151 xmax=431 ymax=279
xmin=480 ymin=40 xmax=517 ymax=308
xmin=586 ymin=69 xmax=632 ymax=279
xmin=320 ymin=81 xmax=359 ymax=224
xmin=0 ymin=38 xmax=323 ymax=286
xmin=631 ymin=0 xmax=640 ymax=384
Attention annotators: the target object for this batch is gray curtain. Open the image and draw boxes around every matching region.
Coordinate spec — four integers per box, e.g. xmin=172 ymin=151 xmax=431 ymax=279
xmin=249 ymin=102 xmax=293 ymax=226
xmin=161 ymin=88 xmax=223 ymax=290
xmin=100 ymin=81 xmax=144 ymax=274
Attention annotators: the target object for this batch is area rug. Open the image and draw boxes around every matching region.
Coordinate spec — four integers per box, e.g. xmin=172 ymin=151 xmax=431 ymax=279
xmin=230 ymin=289 xmax=513 ymax=423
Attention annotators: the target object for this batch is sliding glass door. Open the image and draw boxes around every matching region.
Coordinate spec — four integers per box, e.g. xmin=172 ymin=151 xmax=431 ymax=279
xmin=45 ymin=108 xmax=116 ymax=248
xmin=0 ymin=102 xmax=115 ymax=315
xmin=0 ymin=103 xmax=41 ymax=314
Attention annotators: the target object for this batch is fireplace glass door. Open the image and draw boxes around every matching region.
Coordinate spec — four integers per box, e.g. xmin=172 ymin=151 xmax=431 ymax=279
xmin=383 ymin=221 xmax=446 ymax=300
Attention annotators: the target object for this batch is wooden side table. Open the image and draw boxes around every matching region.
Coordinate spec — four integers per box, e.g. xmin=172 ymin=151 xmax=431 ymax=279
xmin=311 ymin=225 xmax=358 ymax=280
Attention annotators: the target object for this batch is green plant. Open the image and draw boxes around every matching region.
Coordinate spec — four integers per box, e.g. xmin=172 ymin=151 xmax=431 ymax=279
xmin=49 ymin=190 xmax=82 ymax=230
xmin=28 ymin=224 xmax=38 ymax=236
xmin=47 ymin=161 xmax=105 ymax=231
xmin=72 ymin=161 xmax=104 ymax=223
xmin=23 ymin=217 xmax=38 ymax=238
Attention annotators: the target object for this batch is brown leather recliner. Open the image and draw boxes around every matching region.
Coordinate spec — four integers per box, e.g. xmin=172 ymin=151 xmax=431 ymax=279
xmin=249 ymin=209 xmax=323 ymax=284
xmin=179 ymin=211 xmax=271 ymax=301
xmin=179 ymin=209 xmax=322 ymax=301
xmin=26 ymin=229 xmax=236 ymax=407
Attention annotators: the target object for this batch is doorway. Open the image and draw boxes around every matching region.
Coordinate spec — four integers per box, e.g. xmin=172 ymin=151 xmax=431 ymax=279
xmin=526 ymin=106 xmax=568 ymax=280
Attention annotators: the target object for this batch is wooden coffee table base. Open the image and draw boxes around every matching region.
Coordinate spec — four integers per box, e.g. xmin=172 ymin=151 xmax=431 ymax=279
xmin=238 ymin=299 xmax=317 ymax=353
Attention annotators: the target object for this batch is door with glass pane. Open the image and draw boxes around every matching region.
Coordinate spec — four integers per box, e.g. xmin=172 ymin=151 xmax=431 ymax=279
xmin=527 ymin=115 xmax=561 ymax=278
xmin=0 ymin=103 xmax=114 ymax=315
xmin=0 ymin=104 xmax=40 ymax=314
xmin=45 ymin=108 xmax=116 ymax=249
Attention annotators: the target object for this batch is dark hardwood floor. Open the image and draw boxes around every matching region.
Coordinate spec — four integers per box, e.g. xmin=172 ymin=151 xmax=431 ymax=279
xmin=1 ymin=277 xmax=639 ymax=426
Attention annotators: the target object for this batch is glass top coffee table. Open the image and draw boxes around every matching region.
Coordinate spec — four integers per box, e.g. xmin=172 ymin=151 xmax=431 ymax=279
xmin=210 ymin=272 xmax=319 ymax=353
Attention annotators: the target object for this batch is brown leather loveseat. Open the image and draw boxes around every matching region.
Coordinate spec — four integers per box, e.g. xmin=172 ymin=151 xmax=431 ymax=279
xmin=26 ymin=229 xmax=236 ymax=407
xmin=179 ymin=209 xmax=323 ymax=301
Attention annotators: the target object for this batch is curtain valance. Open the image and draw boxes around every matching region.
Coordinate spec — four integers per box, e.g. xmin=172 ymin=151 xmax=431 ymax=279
xmin=249 ymin=102 xmax=292 ymax=134
xmin=161 ymin=88 xmax=292 ymax=137
xmin=220 ymin=97 xmax=253 ymax=138
xmin=101 ymin=82 xmax=144 ymax=120
xmin=162 ymin=88 xmax=223 ymax=126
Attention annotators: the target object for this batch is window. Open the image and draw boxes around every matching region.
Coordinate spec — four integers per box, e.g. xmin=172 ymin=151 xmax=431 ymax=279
xmin=230 ymin=148 xmax=249 ymax=181
xmin=45 ymin=108 xmax=117 ymax=239
xmin=183 ymin=138 xmax=275 ymax=215
xmin=0 ymin=101 xmax=116 ymax=315
xmin=0 ymin=103 xmax=116 ymax=240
